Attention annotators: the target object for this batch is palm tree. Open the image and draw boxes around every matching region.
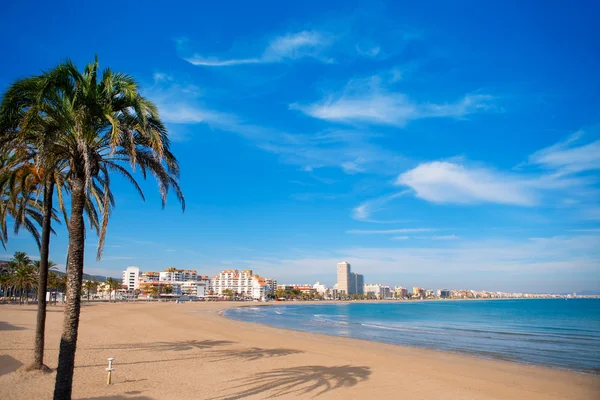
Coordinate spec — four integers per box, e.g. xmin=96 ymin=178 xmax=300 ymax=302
xmin=0 ymin=72 xmax=94 ymax=372
xmin=9 ymin=252 xmax=36 ymax=304
xmin=0 ymin=156 xmax=49 ymax=251
xmin=2 ymin=57 xmax=184 ymax=398
xmin=148 ymin=286 xmax=159 ymax=298
xmin=105 ymin=277 xmax=117 ymax=301
xmin=222 ymin=288 xmax=235 ymax=300
xmin=83 ymin=280 xmax=98 ymax=302
xmin=0 ymin=268 xmax=13 ymax=301
xmin=47 ymin=271 xmax=60 ymax=305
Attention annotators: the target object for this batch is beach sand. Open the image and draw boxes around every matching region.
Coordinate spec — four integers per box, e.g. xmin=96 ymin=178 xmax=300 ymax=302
xmin=0 ymin=302 xmax=598 ymax=400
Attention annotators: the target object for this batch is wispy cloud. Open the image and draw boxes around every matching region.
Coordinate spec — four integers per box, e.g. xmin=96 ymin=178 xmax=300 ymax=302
xmin=291 ymin=76 xmax=495 ymax=126
xmin=528 ymin=130 xmax=600 ymax=175
xmin=346 ymin=228 xmax=437 ymax=235
xmin=182 ymin=31 xmax=334 ymax=67
xmin=431 ymin=235 xmax=460 ymax=240
xmin=146 ymin=75 xmax=408 ymax=174
xmin=352 ymin=191 xmax=411 ymax=222
xmin=391 ymin=235 xmax=459 ymax=241
xmin=390 ymin=236 xmax=409 ymax=240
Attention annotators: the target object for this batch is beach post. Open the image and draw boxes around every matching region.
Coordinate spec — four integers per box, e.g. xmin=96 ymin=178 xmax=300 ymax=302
xmin=106 ymin=357 xmax=115 ymax=384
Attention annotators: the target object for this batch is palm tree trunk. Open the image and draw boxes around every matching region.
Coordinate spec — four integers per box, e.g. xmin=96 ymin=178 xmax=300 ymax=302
xmin=29 ymin=180 xmax=54 ymax=371
xmin=53 ymin=178 xmax=85 ymax=400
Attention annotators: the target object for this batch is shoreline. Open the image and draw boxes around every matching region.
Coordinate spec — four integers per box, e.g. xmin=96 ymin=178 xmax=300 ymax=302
xmin=0 ymin=302 xmax=598 ymax=399
xmin=221 ymin=299 xmax=600 ymax=376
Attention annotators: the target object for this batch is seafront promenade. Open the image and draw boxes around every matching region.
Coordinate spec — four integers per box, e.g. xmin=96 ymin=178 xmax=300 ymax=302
xmin=0 ymin=302 xmax=598 ymax=400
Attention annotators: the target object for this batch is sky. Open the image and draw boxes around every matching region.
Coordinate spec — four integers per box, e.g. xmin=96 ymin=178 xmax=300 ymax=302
xmin=0 ymin=0 xmax=599 ymax=293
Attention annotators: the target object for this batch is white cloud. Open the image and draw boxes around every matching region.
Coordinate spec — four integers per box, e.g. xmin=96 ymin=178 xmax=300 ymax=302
xmin=352 ymin=191 xmax=411 ymax=222
xmin=390 ymin=236 xmax=409 ymax=240
xmin=346 ymin=228 xmax=437 ymax=235
xmin=291 ymin=76 xmax=495 ymax=126
xmin=183 ymin=57 xmax=261 ymax=67
xmin=528 ymin=131 xmax=600 ymax=175
xmin=183 ymin=31 xmax=333 ymax=67
xmin=397 ymin=161 xmax=537 ymax=205
xmin=431 ymin=235 xmax=460 ymax=240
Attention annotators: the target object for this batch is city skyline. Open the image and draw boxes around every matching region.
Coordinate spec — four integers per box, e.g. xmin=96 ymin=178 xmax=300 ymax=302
xmin=1 ymin=1 xmax=599 ymax=293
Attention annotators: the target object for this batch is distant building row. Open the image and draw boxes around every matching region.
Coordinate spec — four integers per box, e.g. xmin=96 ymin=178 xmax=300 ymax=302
xmin=122 ymin=266 xmax=273 ymax=300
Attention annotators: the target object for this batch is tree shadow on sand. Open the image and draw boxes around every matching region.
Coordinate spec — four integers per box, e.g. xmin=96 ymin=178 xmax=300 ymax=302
xmin=85 ymin=340 xmax=235 ymax=352
xmin=81 ymin=396 xmax=153 ymax=400
xmin=0 ymin=321 xmax=26 ymax=331
xmin=0 ymin=355 xmax=24 ymax=375
xmin=208 ymin=365 xmax=371 ymax=399
xmin=206 ymin=347 xmax=303 ymax=363
xmin=76 ymin=346 xmax=300 ymax=369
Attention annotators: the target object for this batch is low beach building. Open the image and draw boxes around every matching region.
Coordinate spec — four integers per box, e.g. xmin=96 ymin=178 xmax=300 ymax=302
xmin=395 ymin=286 xmax=408 ymax=298
xmin=364 ymin=284 xmax=391 ymax=299
xmin=313 ymin=282 xmax=329 ymax=296
xmin=413 ymin=287 xmax=426 ymax=299
xmin=181 ymin=281 xmax=207 ymax=298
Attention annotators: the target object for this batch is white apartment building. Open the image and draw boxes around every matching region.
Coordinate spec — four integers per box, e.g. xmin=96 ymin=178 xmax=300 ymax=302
xmin=159 ymin=268 xmax=197 ymax=283
xmin=265 ymin=278 xmax=278 ymax=294
xmin=336 ymin=262 xmax=364 ymax=295
xmin=140 ymin=271 xmax=160 ymax=282
xmin=122 ymin=266 xmax=141 ymax=291
xmin=364 ymin=284 xmax=392 ymax=299
xmin=337 ymin=262 xmax=350 ymax=294
xmin=211 ymin=269 xmax=269 ymax=300
xmin=156 ymin=268 xmax=199 ymax=296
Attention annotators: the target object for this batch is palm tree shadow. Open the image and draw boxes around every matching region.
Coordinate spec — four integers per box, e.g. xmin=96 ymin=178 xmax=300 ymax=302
xmin=209 ymin=365 xmax=371 ymax=399
xmin=81 ymin=396 xmax=153 ymax=400
xmin=206 ymin=347 xmax=303 ymax=363
xmin=0 ymin=321 xmax=26 ymax=330
xmin=0 ymin=355 xmax=24 ymax=375
xmin=85 ymin=340 xmax=235 ymax=352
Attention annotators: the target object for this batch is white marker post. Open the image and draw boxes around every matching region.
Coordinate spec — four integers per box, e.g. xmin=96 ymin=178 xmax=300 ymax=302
xmin=106 ymin=357 xmax=115 ymax=384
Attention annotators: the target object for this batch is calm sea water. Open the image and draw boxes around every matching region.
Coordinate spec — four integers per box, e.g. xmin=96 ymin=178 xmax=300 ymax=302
xmin=224 ymin=299 xmax=600 ymax=373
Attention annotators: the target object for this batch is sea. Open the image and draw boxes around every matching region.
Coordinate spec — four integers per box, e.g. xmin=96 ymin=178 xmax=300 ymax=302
xmin=224 ymin=299 xmax=600 ymax=374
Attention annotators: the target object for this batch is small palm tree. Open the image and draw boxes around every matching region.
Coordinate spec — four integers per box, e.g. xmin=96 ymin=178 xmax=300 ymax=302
xmin=47 ymin=272 xmax=59 ymax=305
xmin=9 ymin=252 xmax=36 ymax=304
xmin=148 ymin=286 xmax=159 ymax=298
xmin=83 ymin=280 xmax=98 ymax=302
xmin=0 ymin=271 xmax=12 ymax=301
xmin=105 ymin=277 xmax=116 ymax=301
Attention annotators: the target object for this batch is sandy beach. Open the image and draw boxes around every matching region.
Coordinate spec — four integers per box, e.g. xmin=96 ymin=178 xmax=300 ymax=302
xmin=0 ymin=302 xmax=598 ymax=400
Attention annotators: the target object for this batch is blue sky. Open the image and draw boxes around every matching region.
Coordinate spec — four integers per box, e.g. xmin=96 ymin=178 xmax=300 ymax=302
xmin=1 ymin=0 xmax=599 ymax=293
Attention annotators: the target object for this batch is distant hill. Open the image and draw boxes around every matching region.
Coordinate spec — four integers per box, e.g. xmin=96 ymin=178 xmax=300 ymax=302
xmin=53 ymin=270 xmax=108 ymax=282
